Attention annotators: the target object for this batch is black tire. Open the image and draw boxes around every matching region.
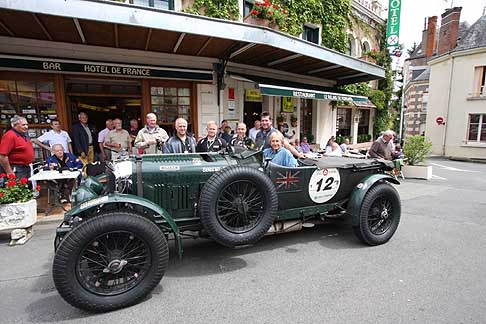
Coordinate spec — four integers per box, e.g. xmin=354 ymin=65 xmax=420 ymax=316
xmin=52 ymin=212 xmax=169 ymax=312
xmin=353 ymin=182 xmax=401 ymax=245
xmin=199 ymin=166 xmax=278 ymax=247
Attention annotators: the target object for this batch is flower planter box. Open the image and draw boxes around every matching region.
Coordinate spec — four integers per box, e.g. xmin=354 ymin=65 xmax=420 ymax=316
xmin=243 ymin=15 xmax=279 ymax=30
xmin=0 ymin=199 xmax=37 ymax=245
xmin=402 ymin=165 xmax=433 ymax=180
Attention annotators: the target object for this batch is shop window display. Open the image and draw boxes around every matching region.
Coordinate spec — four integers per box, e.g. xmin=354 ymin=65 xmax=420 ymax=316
xmin=0 ymin=79 xmax=57 ymax=127
xmin=0 ymin=79 xmax=57 ymax=161
xmin=150 ymin=86 xmax=191 ymax=129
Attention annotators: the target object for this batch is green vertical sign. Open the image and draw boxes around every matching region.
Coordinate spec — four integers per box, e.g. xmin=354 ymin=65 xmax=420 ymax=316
xmin=386 ymin=0 xmax=401 ymax=47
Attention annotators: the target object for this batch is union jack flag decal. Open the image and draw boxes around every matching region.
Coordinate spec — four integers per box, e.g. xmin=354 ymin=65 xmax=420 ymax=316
xmin=274 ymin=170 xmax=301 ymax=191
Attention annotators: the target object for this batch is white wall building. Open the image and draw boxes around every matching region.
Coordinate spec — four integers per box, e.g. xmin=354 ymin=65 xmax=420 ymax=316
xmin=426 ymin=14 xmax=486 ymax=159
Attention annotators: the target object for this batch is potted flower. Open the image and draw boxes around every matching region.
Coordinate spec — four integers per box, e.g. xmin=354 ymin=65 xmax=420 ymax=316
xmin=290 ymin=114 xmax=298 ymax=127
xmin=0 ymin=174 xmax=40 ymax=245
xmin=402 ymin=136 xmax=433 ymax=180
xmin=276 ymin=114 xmax=285 ymax=126
xmin=244 ymin=0 xmax=287 ymax=29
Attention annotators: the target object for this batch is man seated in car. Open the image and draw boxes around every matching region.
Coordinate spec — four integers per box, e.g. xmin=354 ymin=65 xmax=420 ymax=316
xmin=263 ymin=131 xmax=298 ymax=167
xmin=44 ymin=144 xmax=83 ymax=203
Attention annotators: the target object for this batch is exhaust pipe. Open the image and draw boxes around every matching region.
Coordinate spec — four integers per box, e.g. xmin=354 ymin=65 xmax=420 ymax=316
xmin=265 ymin=220 xmax=303 ymax=236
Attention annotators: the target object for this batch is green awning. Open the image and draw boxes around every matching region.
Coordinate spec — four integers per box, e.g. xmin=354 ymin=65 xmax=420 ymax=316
xmin=259 ymin=84 xmax=368 ymax=103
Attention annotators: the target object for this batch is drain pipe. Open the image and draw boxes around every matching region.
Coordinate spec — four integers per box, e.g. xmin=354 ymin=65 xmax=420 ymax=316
xmin=442 ymin=54 xmax=455 ymax=156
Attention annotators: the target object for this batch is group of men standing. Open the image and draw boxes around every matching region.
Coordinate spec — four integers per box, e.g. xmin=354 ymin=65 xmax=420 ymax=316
xmin=0 ymin=109 xmax=306 ymax=182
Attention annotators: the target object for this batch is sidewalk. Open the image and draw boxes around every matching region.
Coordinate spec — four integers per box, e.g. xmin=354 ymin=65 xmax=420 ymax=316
xmin=35 ymin=192 xmax=67 ymax=224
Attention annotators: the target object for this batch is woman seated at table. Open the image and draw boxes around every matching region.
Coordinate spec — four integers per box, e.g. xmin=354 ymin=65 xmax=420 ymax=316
xmin=44 ymin=144 xmax=83 ymax=203
xmin=263 ymin=132 xmax=298 ymax=167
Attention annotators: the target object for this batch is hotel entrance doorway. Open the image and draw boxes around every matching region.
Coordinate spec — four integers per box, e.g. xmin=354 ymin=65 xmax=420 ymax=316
xmin=65 ymin=78 xmax=142 ymax=133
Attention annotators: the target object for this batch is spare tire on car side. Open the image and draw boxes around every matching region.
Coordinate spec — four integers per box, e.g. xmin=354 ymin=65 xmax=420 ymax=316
xmin=199 ymin=166 xmax=278 ymax=248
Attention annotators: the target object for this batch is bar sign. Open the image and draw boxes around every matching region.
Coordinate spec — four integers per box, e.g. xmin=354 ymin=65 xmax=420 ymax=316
xmin=386 ymin=0 xmax=401 ymax=47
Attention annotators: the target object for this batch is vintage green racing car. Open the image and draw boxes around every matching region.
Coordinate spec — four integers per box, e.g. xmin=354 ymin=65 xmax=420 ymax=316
xmin=52 ymin=149 xmax=401 ymax=312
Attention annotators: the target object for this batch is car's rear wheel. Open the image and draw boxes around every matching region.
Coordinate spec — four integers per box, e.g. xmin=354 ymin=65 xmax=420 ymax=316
xmin=53 ymin=212 xmax=168 ymax=312
xmin=199 ymin=166 xmax=278 ymax=247
xmin=353 ymin=182 xmax=401 ymax=245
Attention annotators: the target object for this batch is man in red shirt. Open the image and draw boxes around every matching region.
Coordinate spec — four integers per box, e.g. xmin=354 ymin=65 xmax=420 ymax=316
xmin=0 ymin=116 xmax=35 ymax=182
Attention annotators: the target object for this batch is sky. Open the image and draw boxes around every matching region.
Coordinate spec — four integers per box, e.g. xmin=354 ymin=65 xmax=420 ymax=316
xmin=381 ymin=0 xmax=486 ymax=61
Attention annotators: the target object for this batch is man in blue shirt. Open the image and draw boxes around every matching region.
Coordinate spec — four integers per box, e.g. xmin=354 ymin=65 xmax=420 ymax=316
xmin=44 ymin=144 xmax=83 ymax=203
xmin=263 ymin=131 xmax=298 ymax=167
xmin=255 ymin=112 xmax=304 ymax=159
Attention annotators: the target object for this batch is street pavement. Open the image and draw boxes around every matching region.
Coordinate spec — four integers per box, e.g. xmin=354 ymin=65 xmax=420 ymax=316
xmin=1 ymin=157 xmax=485 ymax=324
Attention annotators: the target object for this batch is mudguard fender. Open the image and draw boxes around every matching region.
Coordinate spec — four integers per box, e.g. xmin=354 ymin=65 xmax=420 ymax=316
xmin=64 ymin=193 xmax=183 ymax=257
xmin=347 ymin=174 xmax=400 ymax=226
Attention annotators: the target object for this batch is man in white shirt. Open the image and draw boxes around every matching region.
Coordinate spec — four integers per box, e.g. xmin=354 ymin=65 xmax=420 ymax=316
xmin=97 ymin=119 xmax=113 ymax=161
xmin=34 ymin=119 xmax=73 ymax=154
xmin=248 ymin=120 xmax=260 ymax=142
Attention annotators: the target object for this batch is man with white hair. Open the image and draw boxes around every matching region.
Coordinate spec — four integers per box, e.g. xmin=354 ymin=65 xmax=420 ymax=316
xmin=368 ymin=129 xmax=394 ymax=160
xmin=0 ymin=116 xmax=35 ymax=181
xmin=135 ymin=113 xmax=169 ymax=154
xmin=44 ymin=144 xmax=83 ymax=203
xmin=263 ymin=131 xmax=297 ymax=167
xmin=163 ymin=118 xmax=196 ymax=153
xmin=196 ymin=121 xmax=227 ymax=152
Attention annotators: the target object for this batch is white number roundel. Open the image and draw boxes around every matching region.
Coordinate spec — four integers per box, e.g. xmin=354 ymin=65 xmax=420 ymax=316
xmin=308 ymin=168 xmax=340 ymax=203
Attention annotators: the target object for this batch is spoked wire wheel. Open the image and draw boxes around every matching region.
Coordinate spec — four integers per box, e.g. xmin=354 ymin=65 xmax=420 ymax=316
xmin=199 ymin=166 xmax=278 ymax=248
xmin=76 ymin=230 xmax=151 ymax=296
xmin=53 ymin=212 xmax=168 ymax=312
xmin=367 ymin=196 xmax=394 ymax=235
xmin=353 ymin=182 xmax=401 ymax=245
xmin=216 ymin=180 xmax=265 ymax=234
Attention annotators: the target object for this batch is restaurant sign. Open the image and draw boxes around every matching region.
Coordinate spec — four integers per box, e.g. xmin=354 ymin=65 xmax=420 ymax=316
xmin=259 ymin=84 xmax=367 ymax=103
xmin=0 ymin=55 xmax=213 ymax=81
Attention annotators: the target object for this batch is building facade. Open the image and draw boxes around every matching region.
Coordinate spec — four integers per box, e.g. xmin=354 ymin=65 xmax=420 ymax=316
xmin=0 ymin=0 xmax=384 ymax=160
xmin=402 ymin=7 xmax=480 ymax=144
xmin=335 ymin=0 xmax=384 ymax=144
xmin=425 ymin=13 xmax=486 ymax=159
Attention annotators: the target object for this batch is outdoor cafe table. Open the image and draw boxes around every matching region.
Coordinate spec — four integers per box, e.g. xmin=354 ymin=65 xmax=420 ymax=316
xmin=29 ymin=170 xmax=81 ymax=216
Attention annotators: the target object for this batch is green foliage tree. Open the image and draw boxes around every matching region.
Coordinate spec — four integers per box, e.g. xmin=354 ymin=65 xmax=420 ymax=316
xmin=280 ymin=0 xmax=351 ymax=53
xmin=363 ymin=23 xmax=395 ymax=137
xmin=183 ymin=0 xmax=240 ymax=20
xmin=185 ymin=0 xmax=352 ymax=53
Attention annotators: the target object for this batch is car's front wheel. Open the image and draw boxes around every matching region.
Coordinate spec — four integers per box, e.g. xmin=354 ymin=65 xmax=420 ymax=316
xmin=52 ymin=212 xmax=169 ymax=312
xmin=353 ymin=182 xmax=401 ymax=245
